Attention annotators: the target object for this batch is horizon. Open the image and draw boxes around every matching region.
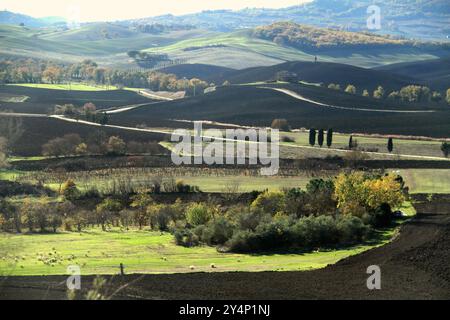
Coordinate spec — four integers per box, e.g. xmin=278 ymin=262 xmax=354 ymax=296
xmin=1 ymin=0 xmax=312 ymax=22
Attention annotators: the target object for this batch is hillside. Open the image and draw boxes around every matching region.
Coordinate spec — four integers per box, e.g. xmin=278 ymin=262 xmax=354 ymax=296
xmin=205 ymin=61 xmax=417 ymax=91
xmin=0 ymin=85 xmax=153 ymax=114
xmin=158 ymin=64 xmax=235 ymax=81
xmin=109 ymin=84 xmax=450 ymax=137
xmin=0 ymin=10 xmax=65 ymax=28
xmin=0 ymin=24 xmax=212 ymax=65
xmin=253 ymin=22 xmax=417 ymax=50
xmin=375 ymin=57 xmax=450 ymax=90
xmin=1 ymin=20 xmax=448 ymax=69
xmin=11 ymin=117 xmax=166 ymax=156
xmin=40 ymin=23 xmax=139 ymax=41
xmin=147 ymin=29 xmax=447 ymax=69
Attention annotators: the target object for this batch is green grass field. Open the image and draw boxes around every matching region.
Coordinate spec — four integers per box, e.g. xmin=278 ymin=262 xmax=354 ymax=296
xmin=0 ymin=226 xmax=397 ymax=276
xmin=9 ymin=83 xmax=115 ymax=91
xmin=400 ymin=169 xmax=450 ymax=194
xmin=280 ymin=131 xmax=448 ymax=159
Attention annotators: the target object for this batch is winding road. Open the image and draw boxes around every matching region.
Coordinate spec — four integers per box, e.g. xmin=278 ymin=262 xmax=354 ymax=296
xmin=261 ymin=87 xmax=437 ymax=113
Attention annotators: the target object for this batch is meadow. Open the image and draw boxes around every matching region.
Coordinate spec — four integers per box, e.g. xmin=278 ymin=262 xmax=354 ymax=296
xmin=0 ymin=225 xmax=397 ymax=276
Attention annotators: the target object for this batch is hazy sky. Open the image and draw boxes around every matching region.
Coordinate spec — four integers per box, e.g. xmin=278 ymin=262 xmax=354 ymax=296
xmin=2 ymin=0 xmax=312 ymax=22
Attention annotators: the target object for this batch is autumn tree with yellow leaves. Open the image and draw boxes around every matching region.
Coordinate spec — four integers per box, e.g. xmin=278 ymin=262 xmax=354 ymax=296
xmin=334 ymin=172 xmax=405 ymax=217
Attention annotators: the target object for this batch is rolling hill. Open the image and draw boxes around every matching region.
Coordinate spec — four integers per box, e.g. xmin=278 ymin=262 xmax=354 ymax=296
xmin=0 ymin=10 xmax=65 ymax=28
xmin=0 ymin=24 xmax=213 ymax=64
xmin=158 ymin=64 xmax=235 ymax=81
xmin=201 ymin=61 xmax=418 ymax=92
xmin=11 ymin=117 xmax=166 ymax=156
xmin=0 ymin=85 xmax=153 ymax=114
xmin=124 ymin=0 xmax=450 ymax=40
xmin=375 ymin=57 xmax=450 ymax=90
xmin=109 ymin=84 xmax=450 ymax=137
xmin=40 ymin=22 xmax=139 ymax=41
xmin=144 ymin=27 xmax=449 ymax=69
xmin=1 ymin=18 xmax=449 ymax=70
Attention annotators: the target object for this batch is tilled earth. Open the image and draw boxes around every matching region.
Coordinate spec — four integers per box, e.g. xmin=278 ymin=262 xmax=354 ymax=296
xmin=1 ymin=203 xmax=449 ymax=300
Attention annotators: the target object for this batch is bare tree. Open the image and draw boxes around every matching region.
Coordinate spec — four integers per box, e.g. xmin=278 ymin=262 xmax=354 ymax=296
xmin=221 ymin=180 xmax=241 ymax=201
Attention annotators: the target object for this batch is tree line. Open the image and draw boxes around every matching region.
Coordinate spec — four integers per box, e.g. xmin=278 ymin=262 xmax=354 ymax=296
xmin=0 ymin=58 xmax=210 ymax=95
xmin=41 ymin=131 xmax=161 ymax=158
xmin=328 ymin=83 xmax=450 ymax=105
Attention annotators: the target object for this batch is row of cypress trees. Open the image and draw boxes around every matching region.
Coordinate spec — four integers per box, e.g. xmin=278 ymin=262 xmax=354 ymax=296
xmin=309 ymin=128 xmax=333 ymax=148
xmin=309 ymin=128 xmax=394 ymax=152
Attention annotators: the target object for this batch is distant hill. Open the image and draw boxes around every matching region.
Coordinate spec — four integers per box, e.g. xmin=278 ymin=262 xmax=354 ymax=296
xmin=41 ymin=22 xmax=139 ymax=41
xmin=375 ymin=57 xmax=450 ymax=90
xmin=206 ymin=61 xmax=419 ymax=92
xmin=158 ymin=64 xmax=235 ymax=82
xmin=0 ymin=10 xmax=64 ymax=27
xmin=124 ymin=0 xmax=450 ymax=41
xmin=252 ymin=22 xmax=440 ymax=51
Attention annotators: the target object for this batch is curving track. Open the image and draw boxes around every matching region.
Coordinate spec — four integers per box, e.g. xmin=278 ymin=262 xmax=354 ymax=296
xmin=262 ymin=87 xmax=438 ymax=114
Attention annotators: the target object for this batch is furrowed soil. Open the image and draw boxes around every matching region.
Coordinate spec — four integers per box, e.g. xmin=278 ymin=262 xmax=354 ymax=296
xmin=1 ymin=202 xmax=449 ymax=300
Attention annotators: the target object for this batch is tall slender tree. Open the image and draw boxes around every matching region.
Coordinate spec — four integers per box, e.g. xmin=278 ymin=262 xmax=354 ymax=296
xmin=326 ymin=128 xmax=333 ymax=148
xmin=318 ymin=129 xmax=324 ymax=147
xmin=349 ymin=135 xmax=353 ymax=150
xmin=309 ymin=128 xmax=316 ymax=147
xmin=387 ymin=138 xmax=394 ymax=153
xmin=441 ymin=142 xmax=450 ymax=157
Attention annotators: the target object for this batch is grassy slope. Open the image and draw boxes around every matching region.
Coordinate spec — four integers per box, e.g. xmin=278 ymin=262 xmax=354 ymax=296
xmin=375 ymin=57 xmax=450 ymax=90
xmin=280 ymin=130 xmax=446 ymax=158
xmin=146 ymin=30 xmax=445 ymax=69
xmin=0 ymin=24 xmax=212 ymax=63
xmin=1 ymin=24 xmax=447 ymax=69
xmin=0 ymin=226 xmax=396 ymax=276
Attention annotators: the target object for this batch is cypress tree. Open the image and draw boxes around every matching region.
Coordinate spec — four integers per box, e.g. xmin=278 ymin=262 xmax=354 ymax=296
xmin=318 ymin=129 xmax=324 ymax=147
xmin=309 ymin=128 xmax=316 ymax=146
xmin=326 ymin=128 xmax=333 ymax=148
xmin=349 ymin=135 xmax=353 ymax=150
xmin=100 ymin=112 xmax=109 ymax=125
xmin=388 ymin=138 xmax=394 ymax=153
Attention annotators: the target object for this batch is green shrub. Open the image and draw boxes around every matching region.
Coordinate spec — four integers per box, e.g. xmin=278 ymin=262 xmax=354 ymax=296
xmin=336 ymin=215 xmax=369 ymax=243
xmin=200 ymin=217 xmax=235 ymax=245
xmin=61 ymin=179 xmax=79 ymax=201
xmin=174 ymin=228 xmax=200 ymax=247
xmin=251 ymin=191 xmax=285 ymax=215
xmin=186 ymin=203 xmax=211 ymax=226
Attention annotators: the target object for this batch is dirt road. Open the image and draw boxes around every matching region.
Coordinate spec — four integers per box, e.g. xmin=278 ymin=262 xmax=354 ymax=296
xmin=263 ymin=87 xmax=437 ymax=114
